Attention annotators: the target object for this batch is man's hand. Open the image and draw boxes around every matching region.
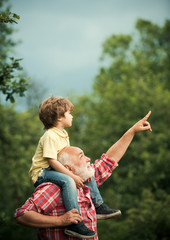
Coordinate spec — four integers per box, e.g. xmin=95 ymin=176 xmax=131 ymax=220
xmin=131 ymin=111 xmax=152 ymax=134
xmin=60 ymin=209 xmax=82 ymax=226
xmin=106 ymin=111 xmax=152 ymax=162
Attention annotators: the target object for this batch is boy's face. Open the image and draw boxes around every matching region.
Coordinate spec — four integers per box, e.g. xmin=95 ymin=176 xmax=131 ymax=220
xmin=60 ymin=110 xmax=73 ymax=128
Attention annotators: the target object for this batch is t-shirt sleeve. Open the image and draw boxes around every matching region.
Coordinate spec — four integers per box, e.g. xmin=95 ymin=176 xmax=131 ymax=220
xmin=42 ymin=134 xmax=59 ymax=159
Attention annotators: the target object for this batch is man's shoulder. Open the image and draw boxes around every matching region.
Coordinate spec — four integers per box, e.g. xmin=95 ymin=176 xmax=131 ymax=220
xmin=35 ymin=182 xmax=61 ymax=196
xmin=32 ymin=183 xmax=63 ymax=212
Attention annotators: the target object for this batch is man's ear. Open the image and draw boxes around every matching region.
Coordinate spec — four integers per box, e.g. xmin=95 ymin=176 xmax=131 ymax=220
xmin=65 ymin=165 xmax=71 ymax=170
xmin=65 ymin=165 xmax=74 ymax=173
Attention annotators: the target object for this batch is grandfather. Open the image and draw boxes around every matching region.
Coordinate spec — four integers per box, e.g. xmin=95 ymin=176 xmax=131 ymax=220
xmin=15 ymin=112 xmax=152 ymax=239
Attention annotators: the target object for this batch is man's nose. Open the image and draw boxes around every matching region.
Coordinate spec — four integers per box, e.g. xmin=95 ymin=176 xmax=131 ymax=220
xmin=86 ymin=157 xmax=91 ymax=162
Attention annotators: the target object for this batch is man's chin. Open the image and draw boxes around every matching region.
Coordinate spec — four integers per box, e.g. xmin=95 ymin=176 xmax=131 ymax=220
xmin=80 ymin=169 xmax=94 ymax=182
xmin=74 ymin=165 xmax=94 ymax=181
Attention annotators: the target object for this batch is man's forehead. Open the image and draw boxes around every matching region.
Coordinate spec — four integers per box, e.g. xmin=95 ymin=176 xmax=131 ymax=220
xmin=74 ymin=147 xmax=84 ymax=156
xmin=64 ymin=146 xmax=83 ymax=155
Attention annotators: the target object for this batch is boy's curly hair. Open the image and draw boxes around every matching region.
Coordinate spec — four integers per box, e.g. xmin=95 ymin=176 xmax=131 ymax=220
xmin=39 ymin=97 xmax=74 ymax=129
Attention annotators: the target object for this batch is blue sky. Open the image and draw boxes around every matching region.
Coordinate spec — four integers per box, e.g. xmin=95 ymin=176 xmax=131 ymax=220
xmin=11 ymin=0 xmax=170 ymax=99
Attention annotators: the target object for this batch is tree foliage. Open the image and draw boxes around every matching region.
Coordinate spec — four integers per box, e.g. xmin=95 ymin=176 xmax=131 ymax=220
xmin=0 ymin=18 xmax=169 ymax=240
xmin=0 ymin=104 xmax=42 ymax=239
xmin=0 ymin=0 xmax=29 ymax=102
xmin=69 ymin=19 xmax=170 ymax=240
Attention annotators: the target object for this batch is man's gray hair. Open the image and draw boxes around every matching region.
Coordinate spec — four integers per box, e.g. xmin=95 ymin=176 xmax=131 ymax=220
xmin=58 ymin=152 xmax=74 ymax=168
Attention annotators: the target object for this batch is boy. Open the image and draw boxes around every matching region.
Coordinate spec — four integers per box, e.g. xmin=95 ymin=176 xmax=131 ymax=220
xmin=29 ymin=96 xmax=120 ymax=238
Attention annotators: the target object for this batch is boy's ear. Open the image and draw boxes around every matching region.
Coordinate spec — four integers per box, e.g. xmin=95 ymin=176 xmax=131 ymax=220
xmin=57 ymin=117 xmax=63 ymax=122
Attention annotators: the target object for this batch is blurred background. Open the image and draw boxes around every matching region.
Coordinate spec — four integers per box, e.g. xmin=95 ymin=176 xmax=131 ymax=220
xmin=0 ymin=0 xmax=170 ymax=239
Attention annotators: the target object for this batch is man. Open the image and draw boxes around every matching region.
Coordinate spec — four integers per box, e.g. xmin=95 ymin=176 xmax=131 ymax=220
xmin=15 ymin=111 xmax=152 ymax=240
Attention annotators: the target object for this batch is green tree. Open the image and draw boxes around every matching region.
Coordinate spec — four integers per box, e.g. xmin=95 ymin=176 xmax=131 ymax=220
xmin=69 ymin=19 xmax=170 ymax=240
xmin=1 ymin=18 xmax=169 ymax=240
xmin=0 ymin=103 xmax=43 ymax=239
xmin=0 ymin=0 xmax=29 ymax=103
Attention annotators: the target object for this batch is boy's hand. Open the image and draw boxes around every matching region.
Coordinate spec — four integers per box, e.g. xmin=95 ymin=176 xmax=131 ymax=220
xmin=131 ymin=111 xmax=152 ymax=134
xmin=73 ymin=175 xmax=84 ymax=188
xmin=87 ymin=178 xmax=93 ymax=182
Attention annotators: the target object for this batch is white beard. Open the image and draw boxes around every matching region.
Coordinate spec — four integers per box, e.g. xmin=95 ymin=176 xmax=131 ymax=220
xmin=74 ymin=163 xmax=95 ymax=181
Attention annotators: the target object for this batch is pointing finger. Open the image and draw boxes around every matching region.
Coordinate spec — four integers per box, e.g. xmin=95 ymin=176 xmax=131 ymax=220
xmin=143 ymin=111 xmax=151 ymax=121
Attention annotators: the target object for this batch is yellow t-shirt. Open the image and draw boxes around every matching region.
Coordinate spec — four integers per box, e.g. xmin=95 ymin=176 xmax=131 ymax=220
xmin=29 ymin=127 xmax=70 ymax=184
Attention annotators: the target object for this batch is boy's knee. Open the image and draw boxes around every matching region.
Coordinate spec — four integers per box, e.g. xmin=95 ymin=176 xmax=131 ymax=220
xmin=68 ymin=176 xmax=76 ymax=185
xmin=64 ymin=175 xmax=76 ymax=188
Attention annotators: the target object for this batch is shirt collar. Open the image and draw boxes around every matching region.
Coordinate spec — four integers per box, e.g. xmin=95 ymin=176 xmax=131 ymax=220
xmin=50 ymin=127 xmax=69 ymax=138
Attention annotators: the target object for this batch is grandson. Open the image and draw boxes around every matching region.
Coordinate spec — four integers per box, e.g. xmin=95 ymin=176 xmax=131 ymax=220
xmin=29 ymin=96 xmax=121 ymax=238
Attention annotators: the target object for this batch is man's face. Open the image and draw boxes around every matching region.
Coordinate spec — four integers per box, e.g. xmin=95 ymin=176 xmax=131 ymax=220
xmin=69 ymin=147 xmax=94 ymax=181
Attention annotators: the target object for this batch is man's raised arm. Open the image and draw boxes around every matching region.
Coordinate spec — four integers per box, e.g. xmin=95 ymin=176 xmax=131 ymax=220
xmin=106 ymin=111 xmax=152 ymax=163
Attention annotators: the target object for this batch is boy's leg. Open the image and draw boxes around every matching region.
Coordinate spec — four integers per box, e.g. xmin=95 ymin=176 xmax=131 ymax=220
xmin=39 ymin=169 xmax=81 ymax=214
xmin=85 ymin=177 xmax=121 ymax=220
xmin=35 ymin=169 xmax=96 ymax=238
xmin=84 ymin=177 xmax=103 ymax=208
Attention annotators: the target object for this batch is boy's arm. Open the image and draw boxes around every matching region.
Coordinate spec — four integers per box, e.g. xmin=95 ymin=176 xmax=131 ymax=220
xmin=48 ymin=158 xmax=84 ymax=188
xmin=106 ymin=111 xmax=152 ymax=163
xmin=48 ymin=158 xmax=74 ymax=177
xmin=16 ymin=209 xmax=81 ymax=228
